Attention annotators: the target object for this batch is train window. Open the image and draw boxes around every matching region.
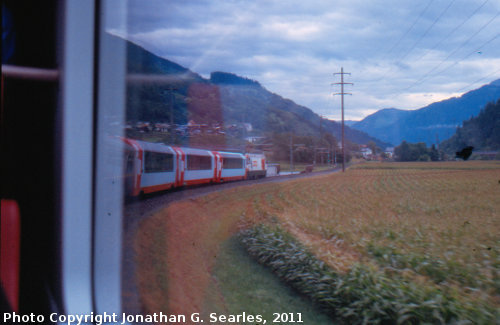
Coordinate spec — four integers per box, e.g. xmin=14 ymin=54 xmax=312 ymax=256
xmin=144 ymin=151 xmax=174 ymax=173
xmin=186 ymin=155 xmax=212 ymax=170
xmin=222 ymin=157 xmax=244 ymax=169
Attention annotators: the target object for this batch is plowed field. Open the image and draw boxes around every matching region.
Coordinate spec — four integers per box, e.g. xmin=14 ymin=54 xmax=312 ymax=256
xmin=135 ymin=161 xmax=500 ymax=322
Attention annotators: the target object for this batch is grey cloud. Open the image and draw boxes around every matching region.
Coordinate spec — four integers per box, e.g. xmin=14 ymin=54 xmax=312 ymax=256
xmin=117 ymin=0 xmax=500 ymax=120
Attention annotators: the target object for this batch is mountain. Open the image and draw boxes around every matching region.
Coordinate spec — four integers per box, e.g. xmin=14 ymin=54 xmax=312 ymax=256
xmin=351 ymin=80 xmax=500 ymax=146
xmin=122 ymin=35 xmax=389 ymax=148
xmin=210 ymin=72 xmax=388 ymax=147
xmin=344 ymin=120 xmax=359 ymax=127
xmin=125 ymin=35 xmax=206 ymax=125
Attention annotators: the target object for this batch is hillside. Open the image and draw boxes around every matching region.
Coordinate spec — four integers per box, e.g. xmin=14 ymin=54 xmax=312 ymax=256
xmin=352 ymin=80 xmax=500 ymax=146
xmin=121 ymin=34 xmax=388 ymax=148
xmin=211 ymin=72 xmax=387 ymax=146
xmin=440 ymin=99 xmax=500 ymax=154
xmin=125 ymin=34 xmax=206 ymax=125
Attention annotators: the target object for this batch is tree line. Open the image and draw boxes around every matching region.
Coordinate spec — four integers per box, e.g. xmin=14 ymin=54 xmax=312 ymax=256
xmin=394 ymin=141 xmax=439 ymax=162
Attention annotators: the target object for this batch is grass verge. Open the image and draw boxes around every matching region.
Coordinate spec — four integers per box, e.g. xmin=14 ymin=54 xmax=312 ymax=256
xmin=205 ymin=236 xmax=333 ymax=324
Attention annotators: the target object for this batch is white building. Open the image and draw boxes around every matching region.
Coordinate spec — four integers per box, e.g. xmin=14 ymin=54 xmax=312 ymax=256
xmin=360 ymin=147 xmax=373 ymax=158
xmin=384 ymin=147 xmax=394 ymax=158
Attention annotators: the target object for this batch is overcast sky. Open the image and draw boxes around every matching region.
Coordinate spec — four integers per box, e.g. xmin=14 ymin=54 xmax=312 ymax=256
xmin=109 ymin=0 xmax=500 ymax=121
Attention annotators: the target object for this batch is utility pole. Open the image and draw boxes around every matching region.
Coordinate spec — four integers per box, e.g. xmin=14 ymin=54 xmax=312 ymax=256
xmin=333 ymin=67 xmax=352 ymax=172
xmin=289 ymin=133 xmax=303 ymax=173
xmin=315 ymin=115 xmax=323 ymax=166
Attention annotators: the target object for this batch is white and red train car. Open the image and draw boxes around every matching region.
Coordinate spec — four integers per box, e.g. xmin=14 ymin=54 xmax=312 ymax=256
xmin=246 ymin=153 xmax=267 ymax=179
xmin=122 ymin=138 xmax=266 ymax=196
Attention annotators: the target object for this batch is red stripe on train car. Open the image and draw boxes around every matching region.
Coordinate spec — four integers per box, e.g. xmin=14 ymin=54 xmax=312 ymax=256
xmin=211 ymin=151 xmax=222 ymax=183
xmin=142 ymin=183 xmax=175 ymax=194
xmin=221 ymin=175 xmax=246 ymax=182
xmin=183 ymin=178 xmax=213 ymax=186
xmin=173 ymin=147 xmax=185 ymax=187
xmin=172 ymin=147 xmax=180 ymax=187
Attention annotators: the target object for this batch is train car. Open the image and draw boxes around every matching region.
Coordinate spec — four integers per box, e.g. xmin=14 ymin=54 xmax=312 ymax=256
xmin=246 ymin=153 xmax=267 ymax=179
xmin=178 ymin=147 xmax=217 ymax=186
xmin=123 ymin=139 xmax=178 ymax=195
xmin=120 ymin=138 xmax=253 ymax=196
xmin=218 ymin=151 xmax=247 ymax=182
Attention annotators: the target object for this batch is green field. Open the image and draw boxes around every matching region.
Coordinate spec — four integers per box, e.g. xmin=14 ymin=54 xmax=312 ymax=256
xmin=135 ymin=161 xmax=500 ymax=323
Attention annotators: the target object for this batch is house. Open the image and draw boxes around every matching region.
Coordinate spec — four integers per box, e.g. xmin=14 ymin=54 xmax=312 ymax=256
xmin=360 ymin=147 xmax=372 ymax=158
xmin=384 ymin=147 xmax=394 ymax=158
xmin=245 ymin=136 xmax=265 ymax=143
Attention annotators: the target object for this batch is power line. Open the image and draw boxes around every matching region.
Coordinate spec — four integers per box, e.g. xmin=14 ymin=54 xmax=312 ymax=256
xmin=375 ymin=0 xmax=491 ymax=85
xmin=412 ymin=0 xmax=490 ymax=64
xmin=433 ymin=33 xmax=499 ymax=77
xmin=386 ymin=34 xmax=499 ymax=106
xmin=398 ymin=0 xmax=457 ymax=63
xmin=455 ymin=68 xmax=500 ymax=93
xmin=374 ymin=1 xmax=435 ymax=82
xmin=384 ymin=0 xmax=434 ymax=59
xmin=403 ymin=11 xmax=500 ymax=91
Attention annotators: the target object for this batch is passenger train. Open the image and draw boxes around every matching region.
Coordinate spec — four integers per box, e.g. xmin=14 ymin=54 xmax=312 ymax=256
xmin=122 ymin=138 xmax=267 ymax=196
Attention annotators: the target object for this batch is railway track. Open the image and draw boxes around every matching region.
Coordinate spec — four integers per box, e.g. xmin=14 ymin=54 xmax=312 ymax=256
xmin=124 ymin=167 xmax=342 ymax=221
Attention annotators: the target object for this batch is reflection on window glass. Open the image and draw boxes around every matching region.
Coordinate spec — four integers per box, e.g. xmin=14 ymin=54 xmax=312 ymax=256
xmin=106 ymin=1 xmax=500 ymax=324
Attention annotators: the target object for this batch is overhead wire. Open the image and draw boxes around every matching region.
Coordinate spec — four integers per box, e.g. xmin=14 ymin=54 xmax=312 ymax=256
xmin=411 ymin=0 xmax=490 ymax=63
xmin=372 ymin=1 xmax=435 ymax=83
xmin=455 ymin=67 xmax=500 ymax=93
xmin=384 ymin=31 xmax=499 ymax=106
xmin=397 ymin=0 xmax=457 ymax=63
xmin=434 ymin=33 xmax=499 ymax=77
xmin=382 ymin=0 xmax=434 ymax=60
xmin=402 ymin=11 xmax=500 ymax=91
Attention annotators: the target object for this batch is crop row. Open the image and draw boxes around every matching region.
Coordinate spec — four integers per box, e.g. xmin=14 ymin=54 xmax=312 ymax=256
xmin=240 ymin=224 xmax=499 ymax=324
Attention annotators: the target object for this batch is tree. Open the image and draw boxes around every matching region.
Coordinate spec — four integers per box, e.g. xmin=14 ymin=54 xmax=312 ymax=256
xmin=367 ymin=140 xmax=380 ymax=156
xmin=394 ymin=141 xmax=410 ymax=161
xmin=440 ymin=99 xmax=500 ymax=155
xmin=429 ymin=144 xmax=439 ymax=161
xmin=395 ymin=141 xmax=436 ymax=162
